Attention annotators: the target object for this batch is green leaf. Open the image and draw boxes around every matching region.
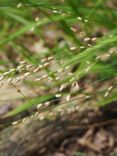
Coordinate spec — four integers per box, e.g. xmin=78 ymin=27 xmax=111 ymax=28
xmin=7 ymin=94 xmax=55 ymax=116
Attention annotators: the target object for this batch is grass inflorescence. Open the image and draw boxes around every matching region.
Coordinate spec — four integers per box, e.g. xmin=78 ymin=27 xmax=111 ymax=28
xmin=0 ymin=0 xmax=116 ymax=126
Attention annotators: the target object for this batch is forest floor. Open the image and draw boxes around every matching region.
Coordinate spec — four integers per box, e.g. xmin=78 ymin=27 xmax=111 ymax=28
xmin=44 ymin=114 xmax=117 ymax=156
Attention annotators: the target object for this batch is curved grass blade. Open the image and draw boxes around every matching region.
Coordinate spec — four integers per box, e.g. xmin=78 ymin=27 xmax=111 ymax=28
xmin=7 ymin=94 xmax=55 ymax=117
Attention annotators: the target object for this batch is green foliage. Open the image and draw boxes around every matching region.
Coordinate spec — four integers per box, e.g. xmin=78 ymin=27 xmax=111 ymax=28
xmin=7 ymin=94 xmax=55 ymax=116
xmin=0 ymin=0 xmax=116 ymax=119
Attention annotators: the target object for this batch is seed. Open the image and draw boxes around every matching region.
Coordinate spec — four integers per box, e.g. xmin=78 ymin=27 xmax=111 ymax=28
xmin=0 ymin=76 xmax=4 ymax=81
xmin=105 ymin=54 xmax=111 ymax=57
xmin=39 ymin=115 xmax=45 ymax=120
xmin=43 ymin=62 xmax=49 ymax=67
xmin=7 ymin=78 xmax=13 ymax=84
xmin=41 ymin=58 xmax=47 ymax=62
xmin=59 ymin=84 xmax=67 ymax=91
xmin=19 ymin=61 xmax=27 ymax=64
xmin=19 ymin=68 xmax=25 ymax=72
xmin=12 ymin=121 xmax=18 ymax=125
xmin=68 ymin=72 xmax=73 ymax=76
xmin=95 ymin=56 xmax=101 ymax=60
xmin=55 ymin=76 xmax=60 ymax=80
xmin=42 ymin=74 xmax=48 ymax=79
xmin=26 ymin=64 xmax=32 ymax=68
xmin=57 ymin=68 xmax=63 ymax=73
xmin=20 ymin=76 xmax=26 ymax=81
xmin=34 ymin=112 xmax=39 ymax=117
xmin=91 ymin=37 xmax=97 ymax=41
xmin=9 ymin=68 xmax=16 ymax=72
xmin=80 ymin=46 xmax=85 ymax=49
xmin=108 ymin=86 xmax=113 ymax=91
xmin=55 ymin=94 xmax=62 ymax=98
xmin=48 ymin=56 xmax=54 ymax=60
xmin=30 ymin=27 xmax=35 ymax=32
xmin=66 ymin=94 xmax=71 ymax=102
xmin=104 ymin=91 xmax=109 ymax=97
xmin=24 ymin=72 xmax=30 ymax=77
xmin=75 ymin=105 xmax=80 ymax=110
xmin=22 ymin=118 xmax=26 ymax=122
xmin=17 ymin=65 xmax=24 ymax=71
xmin=85 ymin=66 xmax=91 ymax=72
xmin=35 ymin=77 xmax=42 ymax=81
xmin=44 ymin=101 xmax=50 ymax=107
xmin=84 ymin=37 xmax=90 ymax=42
xmin=39 ymin=64 xmax=43 ymax=68
xmin=53 ymin=10 xmax=59 ymax=13
xmin=3 ymin=71 xmax=10 ymax=76
xmin=49 ymin=112 xmax=54 ymax=116
xmin=15 ymin=77 xmax=21 ymax=83
xmin=85 ymin=95 xmax=91 ymax=99
xmin=70 ymin=46 xmax=77 ymax=50
xmin=87 ymin=44 xmax=91 ymax=47
xmin=30 ymin=115 xmax=35 ymax=119
xmin=35 ymin=17 xmax=40 ymax=22
xmin=59 ymin=60 xmax=63 ymax=65
xmin=17 ymin=3 xmax=22 ymax=8
xmin=86 ymin=61 xmax=90 ymax=64
xmin=65 ymin=66 xmax=70 ymax=70
xmin=77 ymin=16 xmax=82 ymax=21
xmin=70 ymin=27 xmax=77 ymax=32
xmin=37 ymin=103 xmax=43 ymax=109
xmin=72 ymin=82 xmax=79 ymax=90
xmin=84 ymin=19 xmax=88 ymax=23
xmin=33 ymin=67 xmax=40 ymax=72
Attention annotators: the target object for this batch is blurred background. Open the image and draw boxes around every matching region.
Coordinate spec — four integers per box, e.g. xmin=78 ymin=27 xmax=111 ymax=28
xmin=0 ymin=1 xmax=117 ymax=156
